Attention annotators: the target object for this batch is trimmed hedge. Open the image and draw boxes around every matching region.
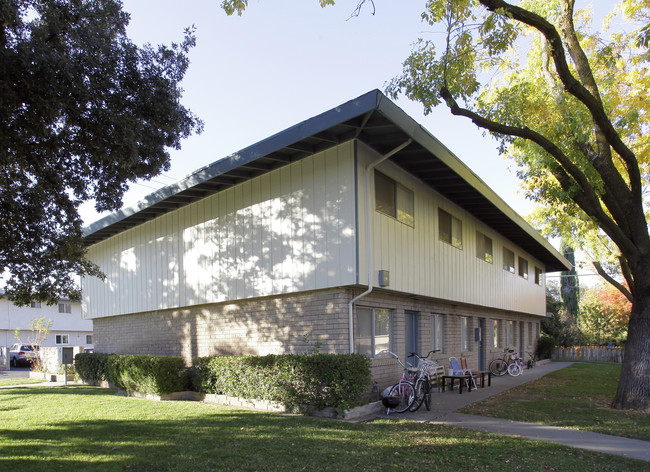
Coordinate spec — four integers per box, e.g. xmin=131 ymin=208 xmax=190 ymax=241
xmin=193 ymin=353 xmax=372 ymax=411
xmin=75 ymin=353 xmax=189 ymax=395
xmin=75 ymin=353 xmax=111 ymax=385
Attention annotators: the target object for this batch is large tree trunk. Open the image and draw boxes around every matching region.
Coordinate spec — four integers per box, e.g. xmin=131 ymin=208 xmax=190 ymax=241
xmin=612 ymin=288 xmax=650 ymax=411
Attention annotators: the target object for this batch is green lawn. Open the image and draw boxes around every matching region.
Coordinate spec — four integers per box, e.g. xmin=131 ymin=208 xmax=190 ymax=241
xmin=1 ymin=384 xmax=648 ymax=471
xmin=461 ymin=362 xmax=650 ymax=441
xmin=0 ymin=377 xmax=45 ymax=387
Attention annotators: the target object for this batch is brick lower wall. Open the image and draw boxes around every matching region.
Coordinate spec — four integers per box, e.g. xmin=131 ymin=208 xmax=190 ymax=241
xmin=92 ymin=287 xmax=543 ymax=394
xmin=93 ymin=288 xmax=352 ymax=364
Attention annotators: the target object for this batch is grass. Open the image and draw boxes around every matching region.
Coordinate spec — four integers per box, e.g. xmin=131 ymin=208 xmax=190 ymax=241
xmin=1 ymin=384 xmax=648 ymax=471
xmin=0 ymin=378 xmax=46 ymax=387
xmin=460 ymin=362 xmax=650 ymax=441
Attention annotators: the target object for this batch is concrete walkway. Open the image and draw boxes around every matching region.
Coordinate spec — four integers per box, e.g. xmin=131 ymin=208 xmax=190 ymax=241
xmin=390 ymin=361 xmax=650 ymax=462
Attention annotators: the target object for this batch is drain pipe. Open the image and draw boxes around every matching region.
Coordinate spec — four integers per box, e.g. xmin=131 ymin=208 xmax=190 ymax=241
xmin=348 ymin=139 xmax=412 ymax=354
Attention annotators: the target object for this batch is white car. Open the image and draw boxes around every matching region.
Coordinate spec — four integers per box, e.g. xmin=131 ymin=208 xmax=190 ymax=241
xmin=9 ymin=343 xmax=39 ymax=367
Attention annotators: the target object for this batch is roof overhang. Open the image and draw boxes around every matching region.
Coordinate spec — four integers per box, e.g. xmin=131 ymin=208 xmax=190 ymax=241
xmin=83 ymin=90 xmax=571 ymax=272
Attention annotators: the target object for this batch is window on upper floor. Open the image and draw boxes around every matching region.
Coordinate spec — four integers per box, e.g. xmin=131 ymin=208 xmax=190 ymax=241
xmin=535 ymin=267 xmax=544 ymax=286
xmin=476 ymin=231 xmax=493 ymax=263
xmin=518 ymin=257 xmax=529 ymax=280
xmin=86 ymin=335 xmax=93 ymax=345
xmin=30 ymin=301 xmax=41 ymax=308
xmin=55 ymin=334 xmax=69 ymax=345
xmin=58 ymin=303 xmax=72 ymax=314
xmin=503 ymin=247 xmax=515 ymax=274
xmin=439 ymin=208 xmax=462 ymax=249
xmin=375 ymin=171 xmax=414 ymax=226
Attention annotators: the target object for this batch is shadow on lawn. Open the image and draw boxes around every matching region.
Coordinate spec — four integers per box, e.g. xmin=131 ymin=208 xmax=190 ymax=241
xmin=1 ymin=386 xmax=649 ymax=472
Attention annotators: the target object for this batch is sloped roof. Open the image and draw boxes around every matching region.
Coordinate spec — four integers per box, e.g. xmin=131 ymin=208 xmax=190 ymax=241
xmin=83 ymin=90 xmax=570 ymax=272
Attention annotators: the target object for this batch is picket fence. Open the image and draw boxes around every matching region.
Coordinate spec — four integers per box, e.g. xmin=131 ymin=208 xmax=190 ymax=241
xmin=553 ymin=346 xmax=624 ymax=363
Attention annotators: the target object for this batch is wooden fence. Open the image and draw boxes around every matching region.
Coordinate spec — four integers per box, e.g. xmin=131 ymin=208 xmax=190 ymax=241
xmin=553 ymin=346 xmax=624 ymax=363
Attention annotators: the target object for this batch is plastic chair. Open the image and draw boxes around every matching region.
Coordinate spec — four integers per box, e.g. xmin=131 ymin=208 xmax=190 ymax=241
xmin=449 ymin=357 xmax=478 ymax=391
xmin=460 ymin=356 xmax=484 ymax=388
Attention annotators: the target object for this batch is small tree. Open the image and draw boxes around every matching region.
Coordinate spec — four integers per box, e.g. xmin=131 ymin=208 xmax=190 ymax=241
xmin=579 ymin=284 xmax=630 ymax=345
xmin=14 ymin=317 xmax=52 ymax=371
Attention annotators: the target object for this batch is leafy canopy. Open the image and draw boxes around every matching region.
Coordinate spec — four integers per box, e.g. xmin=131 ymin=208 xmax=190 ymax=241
xmin=0 ymin=0 xmax=202 ymax=305
xmin=387 ymin=0 xmax=649 ymax=298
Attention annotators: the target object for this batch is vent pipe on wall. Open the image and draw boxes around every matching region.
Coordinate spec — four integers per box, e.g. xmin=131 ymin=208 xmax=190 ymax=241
xmin=348 ymin=139 xmax=412 ymax=354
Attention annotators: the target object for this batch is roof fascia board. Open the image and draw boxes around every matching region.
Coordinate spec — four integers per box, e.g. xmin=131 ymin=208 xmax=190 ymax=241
xmin=84 ymin=90 xmax=384 ymax=236
xmin=375 ymin=94 xmax=571 ymax=272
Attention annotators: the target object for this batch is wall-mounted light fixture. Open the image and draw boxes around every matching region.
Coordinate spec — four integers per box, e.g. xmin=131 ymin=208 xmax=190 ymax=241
xmin=378 ymin=270 xmax=390 ymax=287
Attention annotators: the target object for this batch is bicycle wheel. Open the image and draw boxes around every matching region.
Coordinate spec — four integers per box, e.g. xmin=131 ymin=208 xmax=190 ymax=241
xmin=410 ymin=378 xmax=430 ymax=412
xmin=387 ymin=381 xmax=415 ymax=413
xmin=423 ymin=378 xmax=432 ymax=411
xmin=410 ymin=379 xmax=424 ymax=412
xmin=507 ymin=362 xmax=522 ymax=376
xmin=489 ymin=359 xmax=508 ymax=376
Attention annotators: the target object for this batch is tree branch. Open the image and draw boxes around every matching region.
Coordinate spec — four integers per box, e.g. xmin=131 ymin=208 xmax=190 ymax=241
xmin=593 ymin=261 xmax=633 ymax=302
xmin=439 ymin=87 xmax=639 ymax=259
xmin=558 ymin=1 xmax=633 ymax=230
xmin=479 ymin=0 xmax=642 ymax=205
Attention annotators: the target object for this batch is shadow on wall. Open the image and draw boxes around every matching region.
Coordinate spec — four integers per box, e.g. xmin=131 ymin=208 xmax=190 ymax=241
xmin=92 ymin=288 xmax=350 ymax=364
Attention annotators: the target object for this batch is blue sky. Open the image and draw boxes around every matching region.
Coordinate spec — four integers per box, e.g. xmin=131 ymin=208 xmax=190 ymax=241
xmin=80 ymin=0 xmax=532 ymax=223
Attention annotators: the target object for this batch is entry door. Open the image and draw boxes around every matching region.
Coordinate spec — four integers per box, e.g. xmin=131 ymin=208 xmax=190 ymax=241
xmin=519 ymin=321 xmax=525 ymax=355
xmin=405 ymin=311 xmax=419 ymax=367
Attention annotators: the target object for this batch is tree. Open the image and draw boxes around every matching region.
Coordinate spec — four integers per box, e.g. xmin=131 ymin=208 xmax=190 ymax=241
xmin=14 ymin=316 xmax=52 ymax=371
xmin=224 ymin=0 xmax=650 ymax=410
xmin=579 ymin=283 xmax=631 ymax=345
xmin=384 ymin=0 xmax=650 ymax=411
xmin=543 ymin=280 xmax=581 ymax=347
xmin=560 ymin=239 xmax=579 ymax=326
xmin=0 ymin=0 xmax=203 ymax=305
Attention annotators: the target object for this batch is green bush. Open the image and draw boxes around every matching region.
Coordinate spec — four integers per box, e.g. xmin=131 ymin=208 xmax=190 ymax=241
xmin=75 ymin=353 xmax=189 ymax=395
xmin=75 ymin=352 xmax=111 ymax=385
xmin=107 ymin=355 xmax=189 ymax=395
xmin=536 ymin=334 xmax=557 ymax=360
xmin=193 ymin=353 xmax=371 ymax=412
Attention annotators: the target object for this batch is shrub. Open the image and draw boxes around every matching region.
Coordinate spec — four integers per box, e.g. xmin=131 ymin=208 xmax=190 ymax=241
xmin=536 ymin=334 xmax=556 ymax=360
xmin=193 ymin=353 xmax=371 ymax=412
xmin=75 ymin=352 xmax=111 ymax=385
xmin=75 ymin=353 xmax=189 ymax=395
xmin=107 ymin=355 xmax=189 ymax=395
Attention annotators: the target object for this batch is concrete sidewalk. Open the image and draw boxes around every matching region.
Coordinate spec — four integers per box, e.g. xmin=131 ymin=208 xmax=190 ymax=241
xmin=393 ymin=361 xmax=650 ymax=462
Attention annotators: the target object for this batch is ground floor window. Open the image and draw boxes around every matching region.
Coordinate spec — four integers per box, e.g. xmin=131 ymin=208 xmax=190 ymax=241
xmin=432 ymin=314 xmax=445 ymax=352
xmin=506 ymin=321 xmax=514 ymax=347
xmin=355 ymin=307 xmax=392 ymax=357
xmin=461 ymin=316 xmax=471 ymax=351
xmin=55 ymin=334 xmax=69 ymax=345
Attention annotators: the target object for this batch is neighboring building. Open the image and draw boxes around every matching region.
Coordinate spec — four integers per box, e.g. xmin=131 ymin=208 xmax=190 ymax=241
xmin=0 ymin=296 xmax=94 ymax=350
xmin=82 ymin=90 xmax=570 ymax=388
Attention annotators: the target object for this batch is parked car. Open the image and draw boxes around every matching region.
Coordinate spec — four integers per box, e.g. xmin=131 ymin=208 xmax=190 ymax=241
xmin=9 ymin=343 xmax=39 ymax=367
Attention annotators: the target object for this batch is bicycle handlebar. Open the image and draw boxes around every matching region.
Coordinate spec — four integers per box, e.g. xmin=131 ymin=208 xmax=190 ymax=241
xmin=408 ymin=350 xmax=441 ymax=359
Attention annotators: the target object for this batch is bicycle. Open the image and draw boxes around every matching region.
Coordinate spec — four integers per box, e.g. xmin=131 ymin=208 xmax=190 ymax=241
xmin=507 ymin=352 xmax=524 ymax=376
xmin=489 ymin=348 xmax=518 ymax=376
xmin=407 ymin=350 xmax=441 ymax=412
xmin=380 ymin=352 xmax=416 ymax=414
xmin=526 ymin=351 xmax=536 ymax=369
